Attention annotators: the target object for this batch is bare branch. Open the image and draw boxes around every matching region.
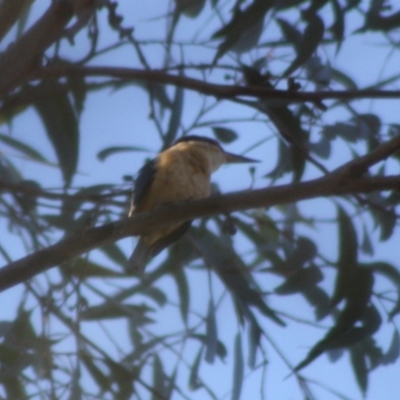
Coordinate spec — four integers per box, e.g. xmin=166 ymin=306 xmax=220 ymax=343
xmin=38 ymin=65 xmax=400 ymax=103
xmin=0 ymin=173 xmax=399 ymax=293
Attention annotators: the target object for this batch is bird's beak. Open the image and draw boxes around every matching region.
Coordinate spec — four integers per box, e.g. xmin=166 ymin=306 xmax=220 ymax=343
xmin=223 ymin=151 xmax=259 ymax=163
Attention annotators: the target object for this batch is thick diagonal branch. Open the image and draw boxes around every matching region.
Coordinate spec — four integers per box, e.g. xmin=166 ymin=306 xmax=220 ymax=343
xmin=0 ymin=173 xmax=399 ymax=293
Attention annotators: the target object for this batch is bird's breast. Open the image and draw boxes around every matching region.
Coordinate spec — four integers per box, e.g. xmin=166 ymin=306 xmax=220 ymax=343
xmin=135 ymin=149 xmax=211 ymax=212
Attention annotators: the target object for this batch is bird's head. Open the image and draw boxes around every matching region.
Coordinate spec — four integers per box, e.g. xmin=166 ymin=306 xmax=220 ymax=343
xmin=172 ymin=135 xmax=258 ymax=173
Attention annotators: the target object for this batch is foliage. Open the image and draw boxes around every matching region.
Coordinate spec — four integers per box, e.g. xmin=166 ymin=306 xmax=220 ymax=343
xmin=0 ymin=0 xmax=400 ymax=399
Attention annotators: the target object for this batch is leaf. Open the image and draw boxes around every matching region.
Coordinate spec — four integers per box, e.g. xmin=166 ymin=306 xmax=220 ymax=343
xmin=309 ymin=136 xmax=331 ymax=159
xmin=248 ymin=316 xmax=262 ymax=369
xmin=164 ymin=80 xmax=184 ymax=147
xmin=283 ymin=12 xmax=325 ymax=77
xmin=175 ymin=0 xmax=206 ymax=18
xmin=66 ymin=258 xmax=121 ymax=278
xmin=330 ymin=0 xmax=345 ymax=53
xmin=276 ymin=18 xmax=302 ymax=50
xmin=191 ymin=227 xmax=285 ymax=326
xmin=152 ymin=355 xmax=166 ymax=400
xmin=382 ymin=330 xmax=400 ymax=365
xmin=97 ymin=145 xmax=148 ymax=161
xmin=212 ymin=127 xmax=238 ymax=143
xmin=33 ymin=81 xmax=79 ymax=187
xmin=189 ymin=334 xmax=227 ymax=361
xmin=67 ymin=74 xmax=87 ymax=116
xmin=212 ymin=1 xmax=271 ymax=63
xmin=172 ymin=268 xmax=190 ymax=323
xmin=371 ymin=207 xmax=396 ymax=241
xmin=331 ymin=207 xmax=358 ymax=307
xmin=188 ymin=347 xmax=203 ymax=391
xmin=81 ymin=302 xmax=154 ymax=323
xmin=232 ymin=332 xmax=244 ymax=400
xmin=80 ymin=352 xmax=111 ymax=392
xmin=0 ymin=134 xmax=48 ymax=163
xmin=350 ymin=345 xmax=368 ymax=395
xmin=99 ymin=242 xmax=128 ymax=266
xmin=205 ymin=299 xmax=218 ymax=364
xmin=274 ymin=266 xmax=323 ymax=295
xmin=330 ymin=67 xmax=358 ymax=90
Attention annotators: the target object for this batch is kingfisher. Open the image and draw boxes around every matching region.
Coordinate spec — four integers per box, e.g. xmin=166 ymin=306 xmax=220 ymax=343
xmin=128 ymin=135 xmax=257 ymax=273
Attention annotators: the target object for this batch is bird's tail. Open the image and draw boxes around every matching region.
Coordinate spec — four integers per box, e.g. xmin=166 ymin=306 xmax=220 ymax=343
xmin=128 ymin=238 xmax=152 ymax=274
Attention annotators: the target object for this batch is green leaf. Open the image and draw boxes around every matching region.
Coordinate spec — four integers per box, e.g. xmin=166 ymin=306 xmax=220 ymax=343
xmin=205 ymin=299 xmax=218 ymax=364
xmin=232 ymin=332 xmax=244 ymax=400
xmin=33 ymin=81 xmax=79 ymax=187
xmin=97 ymin=146 xmax=148 ymax=161
xmin=212 ymin=127 xmax=238 ymax=143
xmin=0 ymin=134 xmax=48 ymax=163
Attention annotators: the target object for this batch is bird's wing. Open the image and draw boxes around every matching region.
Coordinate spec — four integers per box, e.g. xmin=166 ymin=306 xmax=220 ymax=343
xmin=133 ymin=158 xmax=157 ymax=206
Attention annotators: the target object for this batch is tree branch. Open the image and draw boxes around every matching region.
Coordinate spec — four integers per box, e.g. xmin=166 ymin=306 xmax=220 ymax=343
xmin=0 ymin=0 xmax=75 ymax=95
xmin=0 ymin=173 xmax=399 ymax=293
xmin=38 ymin=65 xmax=400 ymax=103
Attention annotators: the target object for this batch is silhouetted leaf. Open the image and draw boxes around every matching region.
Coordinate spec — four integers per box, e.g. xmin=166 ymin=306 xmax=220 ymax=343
xmin=189 ymin=334 xmax=227 ymax=361
xmin=81 ymin=302 xmax=154 ymax=323
xmin=165 ymin=81 xmax=184 ymax=147
xmin=212 ymin=0 xmax=271 ymax=63
xmin=205 ymin=299 xmax=218 ymax=364
xmin=232 ymin=332 xmax=244 ymax=400
xmin=330 ymin=67 xmax=358 ymax=90
xmin=189 ymin=347 xmax=203 ymax=390
xmin=382 ymin=330 xmax=400 ymax=365
xmin=172 ymin=268 xmax=190 ymax=323
xmin=309 ymin=136 xmax=331 ymax=159
xmin=212 ymin=127 xmax=238 ymax=143
xmin=97 ymin=145 xmax=148 ymax=161
xmin=350 ymin=345 xmax=368 ymax=395
xmin=248 ymin=316 xmax=262 ymax=369
xmin=331 ymin=207 xmax=358 ymax=307
xmin=275 ymin=266 xmax=323 ymax=294
xmin=33 ymin=81 xmax=79 ymax=187
xmin=330 ymin=0 xmax=344 ymax=53
xmin=371 ymin=207 xmax=396 ymax=241
xmin=66 ymin=258 xmax=121 ymax=278
xmin=191 ymin=227 xmax=285 ymax=326
xmin=100 ymin=242 xmax=128 ymax=266
xmin=283 ymin=12 xmax=325 ymax=77
xmin=81 ymin=352 xmax=111 ymax=393
xmin=0 ymin=134 xmax=48 ymax=163
xmin=175 ymin=0 xmax=206 ymax=17
xmin=276 ymin=18 xmax=302 ymax=50
xmin=67 ymin=74 xmax=87 ymax=116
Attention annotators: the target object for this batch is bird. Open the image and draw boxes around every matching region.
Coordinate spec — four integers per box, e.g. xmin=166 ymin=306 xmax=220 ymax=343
xmin=128 ymin=135 xmax=258 ymax=273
